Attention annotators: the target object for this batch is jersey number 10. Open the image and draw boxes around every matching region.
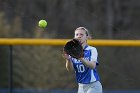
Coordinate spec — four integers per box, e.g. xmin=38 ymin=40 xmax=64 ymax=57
xmin=76 ymin=64 xmax=85 ymax=73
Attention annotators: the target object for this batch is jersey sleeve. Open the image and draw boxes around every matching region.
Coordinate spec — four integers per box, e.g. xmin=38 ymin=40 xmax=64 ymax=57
xmin=90 ymin=47 xmax=99 ymax=65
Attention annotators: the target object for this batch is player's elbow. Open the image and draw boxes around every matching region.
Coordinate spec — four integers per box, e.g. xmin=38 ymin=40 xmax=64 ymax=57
xmin=90 ymin=62 xmax=96 ymax=69
xmin=90 ymin=65 xmax=95 ymax=69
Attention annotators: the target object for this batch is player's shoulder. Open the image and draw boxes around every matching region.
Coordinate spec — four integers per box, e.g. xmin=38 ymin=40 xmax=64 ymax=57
xmin=86 ymin=45 xmax=97 ymax=50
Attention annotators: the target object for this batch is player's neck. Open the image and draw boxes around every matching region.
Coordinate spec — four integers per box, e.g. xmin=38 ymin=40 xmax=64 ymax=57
xmin=82 ymin=42 xmax=88 ymax=49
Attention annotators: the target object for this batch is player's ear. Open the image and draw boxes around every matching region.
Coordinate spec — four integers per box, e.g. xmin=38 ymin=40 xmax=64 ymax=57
xmin=87 ymin=35 xmax=92 ymax=39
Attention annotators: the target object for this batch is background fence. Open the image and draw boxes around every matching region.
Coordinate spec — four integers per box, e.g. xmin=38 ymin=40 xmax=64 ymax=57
xmin=0 ymin=39 xmax=140 ymax=93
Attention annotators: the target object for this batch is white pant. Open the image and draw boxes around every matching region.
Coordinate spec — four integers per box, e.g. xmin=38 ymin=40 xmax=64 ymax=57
xmin=78 ymin=81 xmax=102 ymax=93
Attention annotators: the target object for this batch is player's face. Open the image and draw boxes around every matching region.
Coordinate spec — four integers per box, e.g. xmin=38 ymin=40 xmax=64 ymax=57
xmin=74 ymin=29 xmax=88 ymax=44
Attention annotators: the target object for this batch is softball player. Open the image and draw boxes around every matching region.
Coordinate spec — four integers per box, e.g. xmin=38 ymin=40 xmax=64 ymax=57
xmin=63 ymin=27 xmax=102 ymax=93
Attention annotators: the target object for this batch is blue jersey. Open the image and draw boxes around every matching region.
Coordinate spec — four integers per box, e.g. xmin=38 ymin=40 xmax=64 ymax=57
xmin=71 ymin=45 xmax=100 ymax=84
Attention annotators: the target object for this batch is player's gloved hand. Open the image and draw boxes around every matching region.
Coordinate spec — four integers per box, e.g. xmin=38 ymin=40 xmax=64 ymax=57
xmin=63 ymin=39 xmax=84 ymax=59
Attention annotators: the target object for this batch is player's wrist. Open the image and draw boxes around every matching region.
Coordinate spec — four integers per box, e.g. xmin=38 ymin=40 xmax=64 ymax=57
xmin=79 ymin=57 xmax=84 ymax=60
xmin=80 ymin=58 xmax=88 ymax=65
xmin=79 ymin=58 xmax=86 ymax=64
